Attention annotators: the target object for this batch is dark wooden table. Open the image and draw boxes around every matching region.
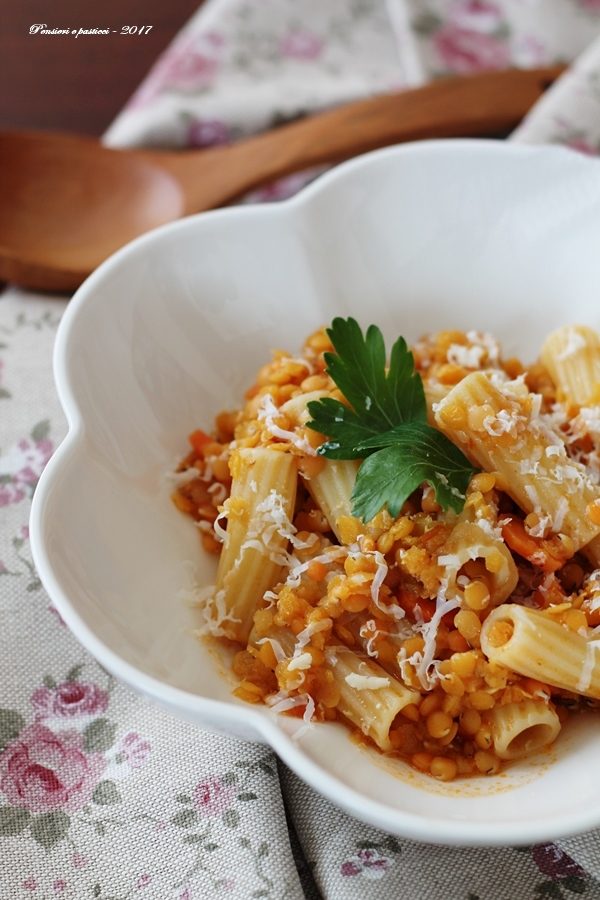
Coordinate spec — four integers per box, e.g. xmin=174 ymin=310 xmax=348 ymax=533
xmin=1 ymin=0 xmax=201 ymax=135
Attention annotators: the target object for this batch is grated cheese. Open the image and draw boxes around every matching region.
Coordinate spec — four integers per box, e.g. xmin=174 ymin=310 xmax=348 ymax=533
xmin=524 ymin=484 xmax=541 ymax=511
xmin=281 ymin=355 xmax=314 ymax=374
xmin=530 ymin=551 xmax=547 ymax=567
xmin=208 ymin=482 xmax=227 ymax=504
xmin=557 ymin=328 xmax=586 ymax=361
xmin=399 ymin=579 xmax=459 ymax=690
xmin=370 ymin=550 xmax=388 ymax=606
xmin=287 ymin=652 xmax=313 ymax=671
xmin=296 ymin=694 xmax=316 ymax=738
xmin=553 ymin=496 xmax=569 ymax=533
xmin=213 ymin=510 xmax=228 ymax=543
xmin=344 ymin=673 xmax=390 ymax=690
xmin=346 ymin=545 xmax=406 ymax=621
xmin=579 ymin=407 xmax=600 ymax=438
xmin=577 ymin=640 xmax=600 ymax=692
xmin=266 ymin=691 xmax=317 ymax=741
xmin=262 ymin=590 xmax=279 ymax=609
xmin=466 ymin=330 xmax=500 ymax=365
xmin=255 ymin=636 xmax=287 ymax=662
xmin=474 ymin=517 xmax=503 ymax=540
xmin=526 ymin=514 xmax=552 ymax=539
xmin=496 ymin=373 xmax=528 ymax=399
xmin=359 ymin=619 xmax=381 ymax=658
xmin=530 ymin=393 xmax=543 ymax=420
xmin=166 ymin=468 xmax=201 ymax=486
xmin=285 ymin=546 xmax=346 ymax=588
xmin=483 ymin=408 xmax=522 ymax=438
xmin=233 ymin=489 xmax=317 ymax=573
xmin=267 ymin=692 xmax=306 ymax=713
xmin=519 ymin=459 xmax=540 ymax=477
xmin=195 ymin=586 xmax=242 ymax=638
xmin=257 ymin=394 xmax=316 ymax=455
xmin=581 ymin=570 xmax=600 ymax=612
xmin=447 ymin=343 xmax=485 ymax=369
xmin=292 ymin=618 xmax=332 ymax=657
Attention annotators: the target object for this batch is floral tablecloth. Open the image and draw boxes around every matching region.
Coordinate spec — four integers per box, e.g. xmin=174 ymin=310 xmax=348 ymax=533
xmin=4 ymin=1 xmax=600 ymax=898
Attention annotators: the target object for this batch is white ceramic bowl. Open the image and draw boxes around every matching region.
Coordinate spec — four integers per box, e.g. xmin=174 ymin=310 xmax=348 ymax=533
xmin=31 ymin=140 xmax=600 ymax=846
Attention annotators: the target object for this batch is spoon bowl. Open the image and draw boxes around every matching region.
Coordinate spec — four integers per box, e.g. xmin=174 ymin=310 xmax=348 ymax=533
xmin=0 ymin=132 xmax=184 ymax=291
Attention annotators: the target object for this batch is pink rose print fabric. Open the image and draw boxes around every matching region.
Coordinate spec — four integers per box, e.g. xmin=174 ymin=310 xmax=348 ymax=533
xmin=512 ymin=35 xmax=600 ymax=157
xmin=433 ymin=24 xmax=510 ymax=73
xmin=6 ymin=1 xmax=600 ymax=898
xmin=193 ymin=776 xmax=236 ymax=817
xmin=0 ymin=423 xmax=53 ymax=508
xmin=340 ymin=848 xmax=394 ymax=879
xmin=0 ymin=724 xmax=105 ymax=813
xmin=129 ymin=30 xmax=224 ymax=110
xmin=279 ymin=29 xmax=323 ymax=60
xmin=186 ymin=117 xmax=231 ymax=147
xmin=116 ymin=732 xmax=152 ymax=770
xmin=31 ymin=682 xmax=109 ymax=720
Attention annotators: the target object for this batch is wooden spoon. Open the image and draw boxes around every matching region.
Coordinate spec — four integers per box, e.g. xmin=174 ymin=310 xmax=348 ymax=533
xmin=0 ymin=66 xmax=562 ymax=293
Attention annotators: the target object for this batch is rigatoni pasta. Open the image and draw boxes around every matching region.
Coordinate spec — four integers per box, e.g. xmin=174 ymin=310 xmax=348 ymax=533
xmin=280 ymin=390 xmax=361 ymax=541
xmin=211 ymin=447 xmax=297 ymax=642
xmin=490 ymin=700 xmax=561 ymax=760
xmin=302 ymin=459 xmax=360 ymax=543
xmin=481 ymin=604 xmax=600 ymax=699
xmin=434 ymin=371 xmax=600 ymax=554
xmin=173 ymin=320 xmax=600 ymax=783
xmin=438 ymin=520 xmax=518 ymax=607
xmin=540 ymin=325 xmax=600 ymax=406
xmin=327 ymin=645 xmax=419 ymax=751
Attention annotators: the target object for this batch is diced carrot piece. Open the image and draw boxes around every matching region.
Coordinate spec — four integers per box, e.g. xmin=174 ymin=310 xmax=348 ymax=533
xmin=500 ymin=516 xmax=564 ymax=573
xmin=397 ymin=589 xmax=436 ymax=623
xmin=531 ymin=574 xmax=566 ymax=608
xmin=188 ymin=429 xmax=212 ymax=456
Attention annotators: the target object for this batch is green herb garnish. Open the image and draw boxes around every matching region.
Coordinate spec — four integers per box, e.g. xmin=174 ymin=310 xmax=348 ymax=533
xmin=306 ymin=317 xmax=476 ymax=522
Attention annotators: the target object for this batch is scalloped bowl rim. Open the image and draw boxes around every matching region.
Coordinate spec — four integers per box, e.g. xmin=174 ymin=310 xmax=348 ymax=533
xmin=29 ymin=139 xmax=600 ymax=847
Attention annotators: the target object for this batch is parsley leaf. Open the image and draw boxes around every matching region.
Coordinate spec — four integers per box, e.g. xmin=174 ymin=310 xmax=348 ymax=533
xmin=323 ymin=317 xmax=426 ymax=430
xmin=351 ymin=422 xmax=474 ymax=522
xmin=305 ymin=318 xmax=477 ymax=521
xmin=305 ymin=397 xmax=378 ymax=459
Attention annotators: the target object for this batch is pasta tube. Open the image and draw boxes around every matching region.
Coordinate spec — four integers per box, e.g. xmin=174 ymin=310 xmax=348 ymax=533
xmin=281 ymin=390 xmax=361 ymax=542
xmin=304 ymin=459 xmax=360 ymax=542
xmin=280 ymin=389 xmax=328 ymax=422
xmin=435 ymin=372 xmax=600 ymax=553
xmin=337 ymin=614 xmax=410 ymax=681
xmin=424 ymin=380 xmax=452 ymax=425
xmin=481 ymin=604 xmax=600 ymax=700
xmin=328 ymin=645 xmax=419 ymax=751
xmin=438 ymin=520 xmax=518 ymax=606
xmin=490 ymin=700 xmax=560 ymax=760
xmin=540 ymin=325 xmax=600 ymax=406
xmin=252 ymin=626 xmax=418 ymax=751
xmin=212 ymin=448 xmax=297 ymax=642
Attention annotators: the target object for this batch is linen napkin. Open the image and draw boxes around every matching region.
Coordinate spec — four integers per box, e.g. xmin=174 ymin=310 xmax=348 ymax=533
xmin=4 ymin=2 xmax=600 ymax=898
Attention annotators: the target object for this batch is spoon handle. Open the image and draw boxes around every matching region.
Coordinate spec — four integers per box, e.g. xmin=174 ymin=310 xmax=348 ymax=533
xmin=155 ymin=66 xmax=563 ymax=213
